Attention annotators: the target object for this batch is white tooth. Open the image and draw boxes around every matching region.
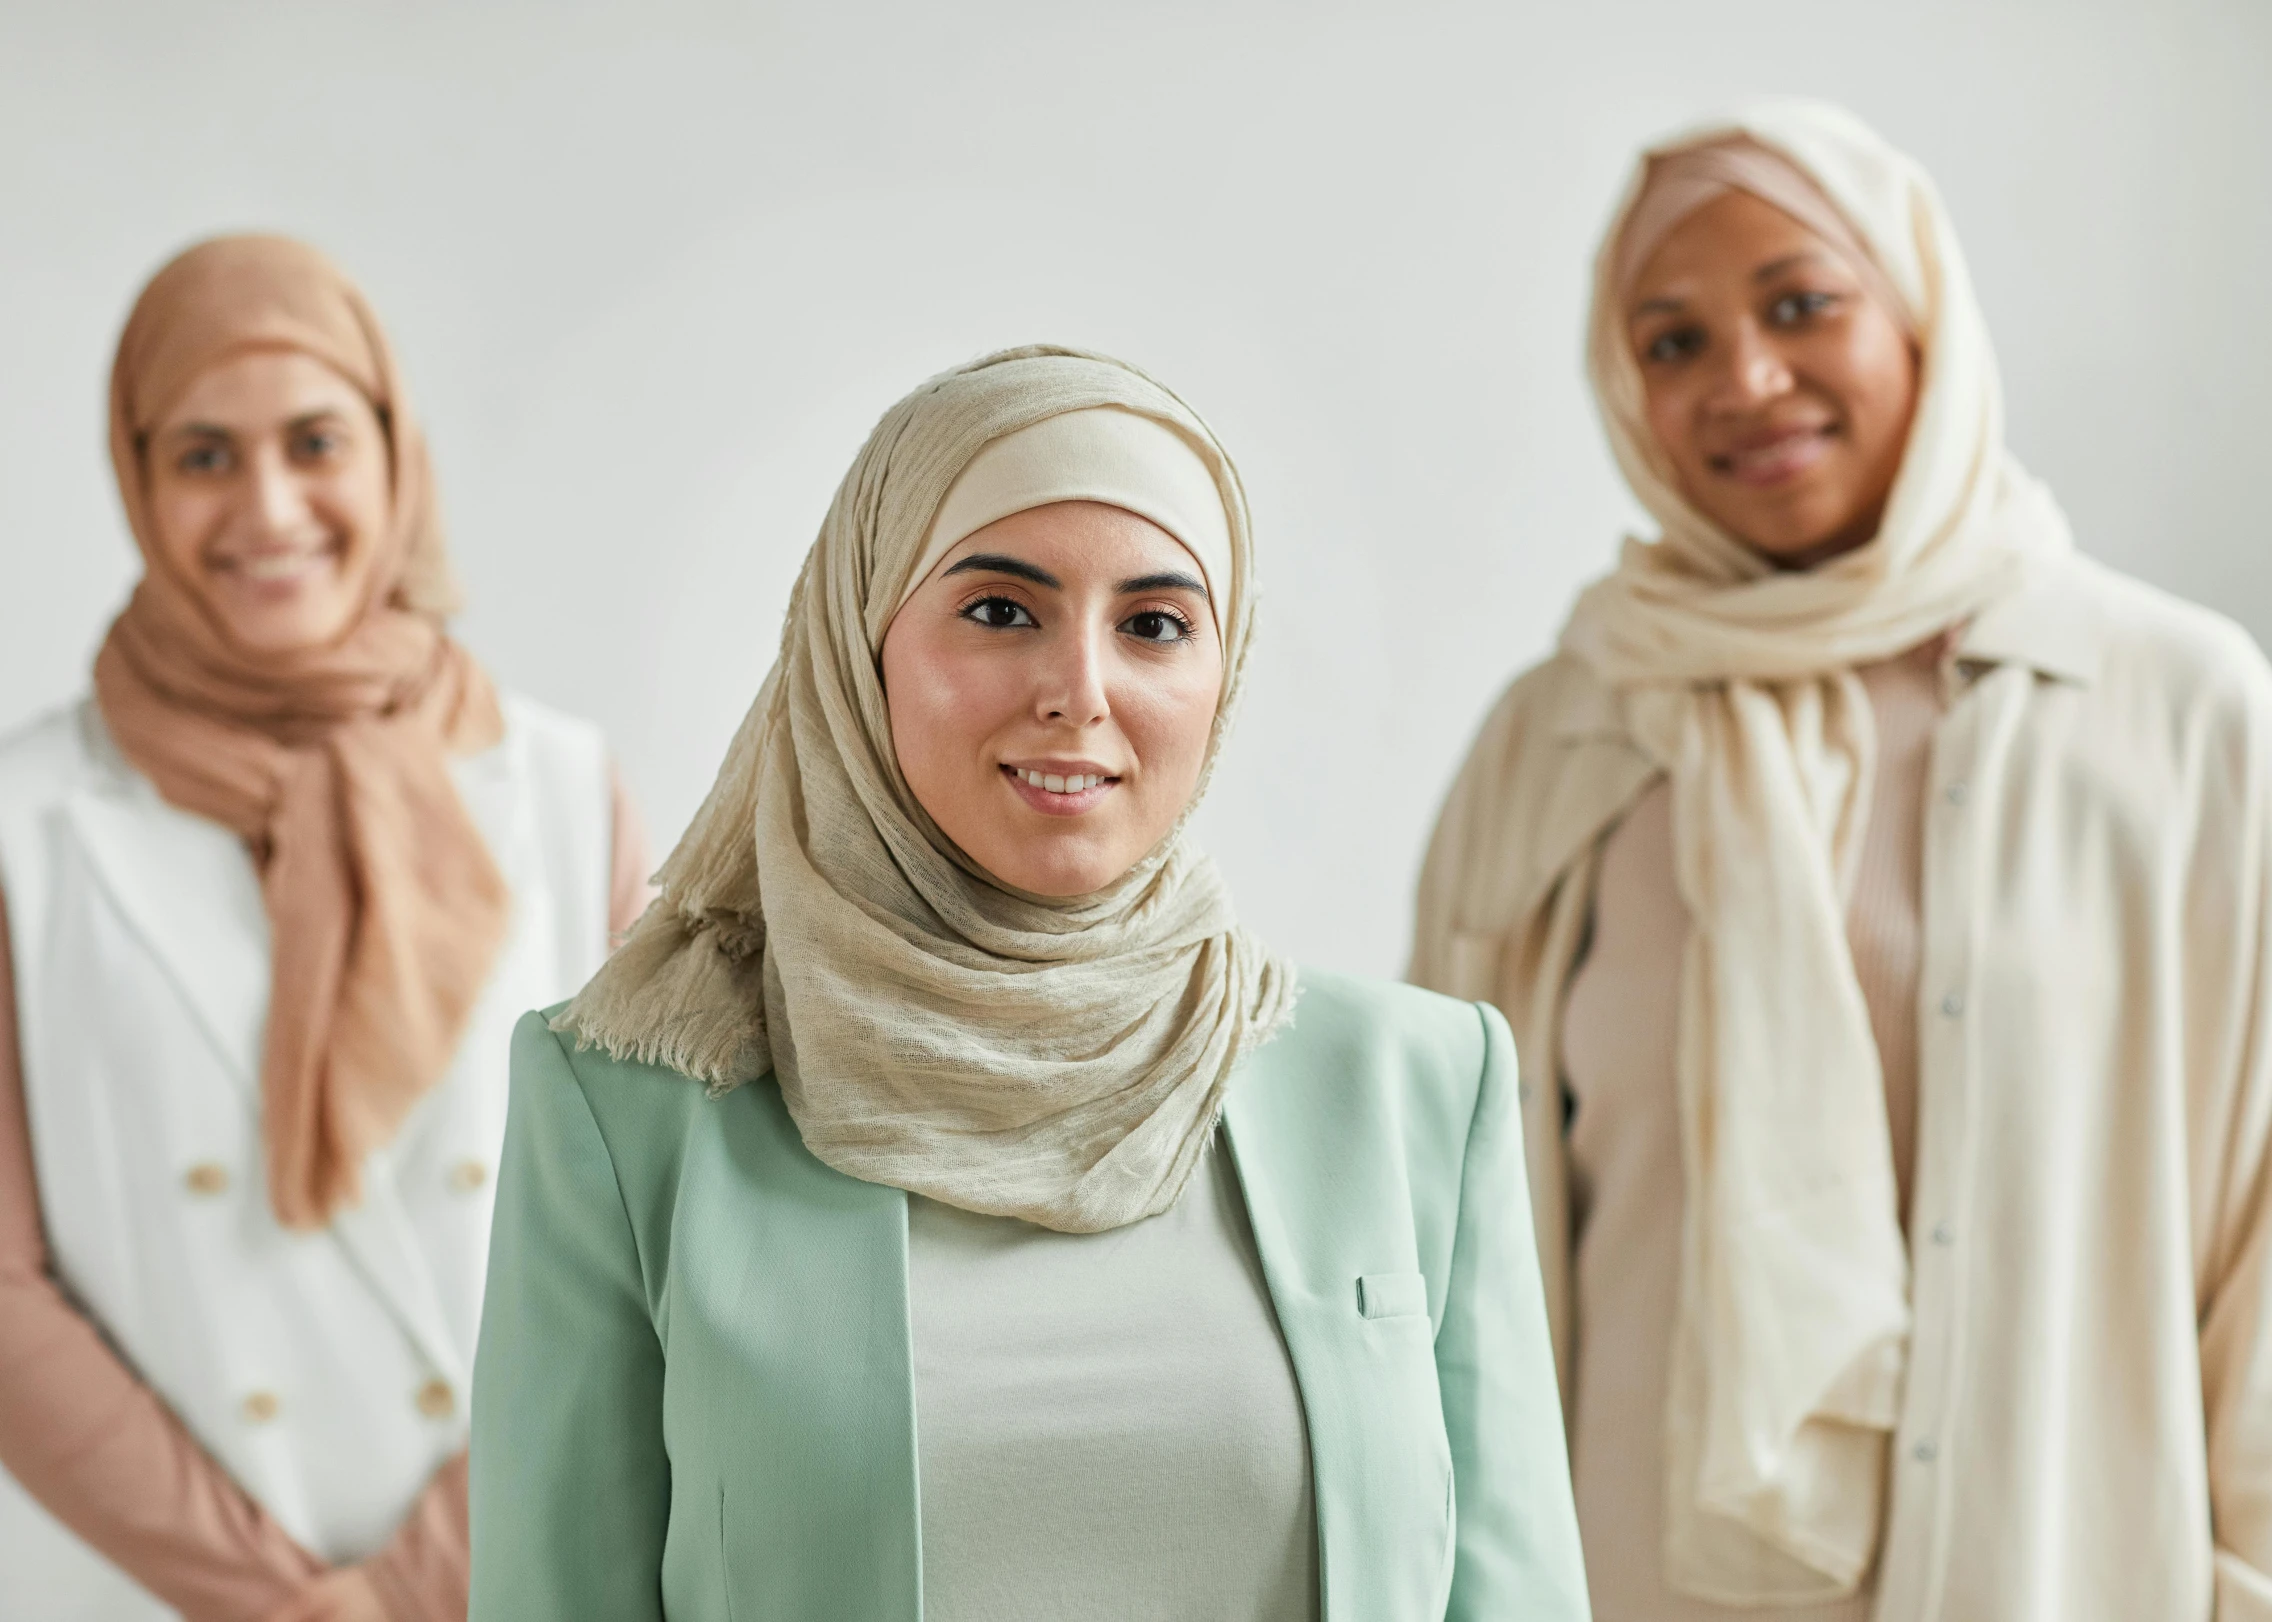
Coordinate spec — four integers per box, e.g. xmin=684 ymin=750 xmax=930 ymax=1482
xmin=1083 ymin=776 xmax=1101 ymax=790
xmin=1019 ymin=769 xmax=1039 ymax=787
xmin=1044 ymin=774 xmax=1067 ymax=793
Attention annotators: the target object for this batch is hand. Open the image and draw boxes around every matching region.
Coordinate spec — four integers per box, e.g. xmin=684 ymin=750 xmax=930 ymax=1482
xmin=262 ymin=1567 xmax=390 ymax=1622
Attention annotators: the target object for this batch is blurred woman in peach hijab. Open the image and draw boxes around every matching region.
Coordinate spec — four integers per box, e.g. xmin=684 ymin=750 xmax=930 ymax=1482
xmin=0 ymin=236 xmax=647 ymax=1622
xmin=1415 ymin=102 xmax=2272 ymax=1619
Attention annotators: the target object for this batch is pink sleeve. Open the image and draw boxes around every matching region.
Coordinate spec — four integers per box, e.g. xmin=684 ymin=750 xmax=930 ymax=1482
xmin=362 ymin=1453 xmax=468 ymax=1622
xmin=608 ymin=762 xmax=656 ymax=941
xmin=0 ymin=883 xmax=325 ymax=1621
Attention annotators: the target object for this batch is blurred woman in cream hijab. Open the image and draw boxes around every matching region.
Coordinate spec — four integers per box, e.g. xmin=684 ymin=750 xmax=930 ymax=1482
xmin=1413 ymin=101 xmax=2272 ymax=1620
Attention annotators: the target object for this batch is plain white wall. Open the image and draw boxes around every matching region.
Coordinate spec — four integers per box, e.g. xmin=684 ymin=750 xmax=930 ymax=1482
xmin=4 ymin=0 xmax=2267 ymax=978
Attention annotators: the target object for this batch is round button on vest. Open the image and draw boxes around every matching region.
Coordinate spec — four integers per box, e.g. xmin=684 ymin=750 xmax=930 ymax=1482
xmin=446 ymin=1159 xmax=489 ymax=1194
xmin=183 ymin=1162 xmax=230 ymax=1196
xmin=241 ymin=1390 xmax=281 ymax=1425
xmin=415 ymin=1378 xmax=456 ymax=1420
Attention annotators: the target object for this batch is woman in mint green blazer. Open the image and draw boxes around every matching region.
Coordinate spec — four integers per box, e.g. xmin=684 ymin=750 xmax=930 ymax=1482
xmin=469 ymin=347 xmax=1589 ymax=1622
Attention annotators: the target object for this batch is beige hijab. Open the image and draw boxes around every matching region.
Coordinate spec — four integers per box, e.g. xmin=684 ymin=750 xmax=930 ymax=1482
xmin=93 ymin=235 xmax=508 ymax=1231
xmin=1559 ymin=103 xmax=2072 ymax=1600
xmin=560 ymin=346 xmax=1297 ymax=1235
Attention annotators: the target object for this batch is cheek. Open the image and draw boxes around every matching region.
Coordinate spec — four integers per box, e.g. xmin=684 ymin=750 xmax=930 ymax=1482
xmin=880 ymin=629 xmax=1010 ymax=790
xmin=319 ymin=465 xmax=393 ymax=575
xmin=1823 ymin=325 xmax=1918 ymax=458
xmin=1641 ymin=377 xmax=1709 ymax=480
xmin=143 ymin=478 xmax=225 ymax=574
xmin=1117 ymin=658 xmax=1223 ymax=790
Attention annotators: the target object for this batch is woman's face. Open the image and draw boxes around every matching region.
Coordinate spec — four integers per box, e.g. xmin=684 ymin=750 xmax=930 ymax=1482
xmin=1625 ymin=189 xmax=1920 ymax=568
xmin=880 ymin=500 xmax=1226 ymax=899
xmin=143 ymin=348 xmax=392 ymax=653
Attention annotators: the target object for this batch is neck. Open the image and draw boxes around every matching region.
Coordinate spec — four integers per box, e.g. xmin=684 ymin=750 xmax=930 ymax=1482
xmin=1757 ymin=500 xmax=1887 ymax=573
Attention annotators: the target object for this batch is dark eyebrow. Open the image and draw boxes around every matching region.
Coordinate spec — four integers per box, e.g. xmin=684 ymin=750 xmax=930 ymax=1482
xmin=1755 ymin=250 xmax=1833 ymax=282
xmin=1117 ymin=570 xmax=1209 ymax=599
xmin=942 ymin=553 xmax=1061 ymax=590
xmin=1631 ymin=250 xmax=1841 ymax=322
xmin=161 ymin=407 xmax=348 ymax=442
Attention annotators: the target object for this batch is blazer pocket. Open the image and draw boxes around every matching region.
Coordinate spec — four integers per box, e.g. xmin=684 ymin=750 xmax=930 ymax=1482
xmin=1357 ymin=1271 xmax=1429 ymax=1320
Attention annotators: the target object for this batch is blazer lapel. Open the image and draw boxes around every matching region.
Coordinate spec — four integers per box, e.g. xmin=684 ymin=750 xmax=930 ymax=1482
xmin=447 ymin=721 xmax=529 ymax=882
xmin=67 ymin=772 xmax=472 ymax=1388
xmin=63 ymin=784 xmax=269 ymax=1095
xmin=1225 ymin=1000 xmax=1461 ymax=1622
xmin=705 ymin=1079 xmax=922 ymax=1621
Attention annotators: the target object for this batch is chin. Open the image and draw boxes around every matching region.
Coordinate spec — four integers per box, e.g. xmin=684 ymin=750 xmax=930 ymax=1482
xmin=220 ymin=603 xmax=360 ymax=655
xmin=1717 ymin=493 xmax=1856 ymax=563
xmin=987 ymin=842 xmax=1128 ymax=900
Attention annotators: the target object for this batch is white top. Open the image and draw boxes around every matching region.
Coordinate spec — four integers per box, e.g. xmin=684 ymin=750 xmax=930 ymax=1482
xmin=0 ymin=694 xmax=614 ymax=1619
xmin=908 ymin=1134 xmax=1318 ymax=1621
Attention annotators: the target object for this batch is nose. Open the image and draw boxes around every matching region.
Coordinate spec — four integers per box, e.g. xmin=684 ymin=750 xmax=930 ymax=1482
xmin=1035 ymin=618 xmax=1112 ymax=729
xmin=1705 ymin=320 xmax=1795 ymax=411
xmin=246 ymin=443 xmax=315 ymax=537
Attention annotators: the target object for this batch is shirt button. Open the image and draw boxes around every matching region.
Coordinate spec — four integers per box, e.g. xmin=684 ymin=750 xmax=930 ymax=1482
xmin=1913 ymin=1440 xmax=1938 ymax=1463
xmin=1931 ymin=1222 xmax=1956 ymax=1246
xmin=183 ymin=1162 xmax=231 ymax=1197
xmin=1945 ymin=780 xmax=1969 ymax=806
xmin=241 ymin=1390 xmax=281 ymax=1425
xmin=415 ymin=1378 xmax=457 ymax=1420
xmin=446 ymin=1159 xmax=490 ymax=1194
xmin=1941 ymin=992 xmax=1966 ymax=1018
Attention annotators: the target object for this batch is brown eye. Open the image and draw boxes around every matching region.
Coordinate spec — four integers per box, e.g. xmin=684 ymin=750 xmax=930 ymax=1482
xmin=1768 ymin=290 xmax=1839 ymax=326
xmin=291 ymin=426 xmax=346 ymax=462
xmin=962 ymin=596 xmax=1037 ymax=630
xmin=1644 ymin=326 xmax=1705 ymax=365
xmin=1119 ymin=609 xmax=1194 ymax=645
xmin=176 ymin=442 xmax=233 ymax=475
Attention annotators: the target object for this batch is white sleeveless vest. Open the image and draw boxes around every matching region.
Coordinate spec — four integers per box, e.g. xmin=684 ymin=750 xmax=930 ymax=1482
xmin=0 ymin=694 xmax=614 ymax=1621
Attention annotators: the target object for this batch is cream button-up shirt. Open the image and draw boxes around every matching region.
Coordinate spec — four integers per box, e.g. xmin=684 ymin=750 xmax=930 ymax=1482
xmin=1412 ymin=553 xmax=2272 ymax=1621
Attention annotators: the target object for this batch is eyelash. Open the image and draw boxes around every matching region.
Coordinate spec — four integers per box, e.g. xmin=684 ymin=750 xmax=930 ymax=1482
xmin=1122 ymin=606 xmax=1197 ymax=644
xmin=171 ymin=427 xmax=347 ymax=476
xmin=1770 ymin=290 xmax=1840 ymax=325
xmin=956 ymin=594 xmax=1199 ymax=644
xmin=1640 ymin=290 xmax=1845 ymax=366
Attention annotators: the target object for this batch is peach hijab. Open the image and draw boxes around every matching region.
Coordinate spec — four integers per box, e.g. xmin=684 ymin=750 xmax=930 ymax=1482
xmin=92 ymin=235 xmax=507 ymax=1231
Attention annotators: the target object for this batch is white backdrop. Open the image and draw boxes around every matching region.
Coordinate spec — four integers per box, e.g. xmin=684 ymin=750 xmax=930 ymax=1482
xmin=3 ymin=0 xmax=2266 ymax=978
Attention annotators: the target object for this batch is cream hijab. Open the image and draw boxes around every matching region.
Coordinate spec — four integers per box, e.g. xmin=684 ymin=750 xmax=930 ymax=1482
xmin=1560 ymin=103 xmax=2072 ymax=1600
xmin=560 ymin=346 xmax=1297 ymax=1235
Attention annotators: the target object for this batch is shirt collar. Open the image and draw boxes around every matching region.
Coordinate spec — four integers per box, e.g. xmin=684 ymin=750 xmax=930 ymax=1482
xmin=1950 ymin=554 xmax=2101 ymax=686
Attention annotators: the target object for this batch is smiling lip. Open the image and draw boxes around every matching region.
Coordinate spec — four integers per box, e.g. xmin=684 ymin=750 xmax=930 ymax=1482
xmin=1710 ymin=424 xmax=1836 ymax=487
xmin=213 ymin=543 xmax=339 ymax=593
xmin=1000 ymin=761 xmax=1120 ymax=817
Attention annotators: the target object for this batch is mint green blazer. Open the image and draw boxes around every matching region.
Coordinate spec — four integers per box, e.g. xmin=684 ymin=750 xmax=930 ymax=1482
xmin=468 ymin=968 xmax=1589 ymax=1621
